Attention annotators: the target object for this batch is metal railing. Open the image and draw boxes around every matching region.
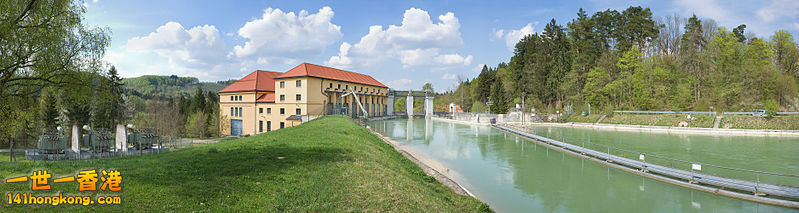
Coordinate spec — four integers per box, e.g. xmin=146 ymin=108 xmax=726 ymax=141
xmin=501 ymin=124 xmax=799 ymax=200
xmin=613 ymin=111 xmax=717 ymax=115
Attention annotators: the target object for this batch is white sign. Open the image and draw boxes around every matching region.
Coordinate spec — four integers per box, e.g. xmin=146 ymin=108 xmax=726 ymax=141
xmin=692 ymin=163 xmax=702 ymax=171
xmin=639 ymin=154 xmax=645 ymax=161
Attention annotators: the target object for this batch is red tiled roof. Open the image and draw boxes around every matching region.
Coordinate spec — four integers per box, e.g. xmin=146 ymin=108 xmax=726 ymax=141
xmin=275 ymin=63 xmax=387 ymax=88
xmin=256 ymin=93 xmax=275 ymax=103
xmin=219 ymin=70 xmax=283 ymax=93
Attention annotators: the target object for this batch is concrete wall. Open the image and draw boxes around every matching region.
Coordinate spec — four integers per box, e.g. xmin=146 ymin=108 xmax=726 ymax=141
xmin=450 ymin=112 xmax=542 ymax=124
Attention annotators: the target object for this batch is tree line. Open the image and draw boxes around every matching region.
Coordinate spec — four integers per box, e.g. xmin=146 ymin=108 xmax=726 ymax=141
xmin=443 ymin=7 xmax=799 ymax=114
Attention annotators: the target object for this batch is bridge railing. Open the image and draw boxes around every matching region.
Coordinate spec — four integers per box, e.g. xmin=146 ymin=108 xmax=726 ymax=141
xmin=613 ymin=111 xmax=717 ymax=115
xmin=524 ymin=127 xmax=799 ymax=188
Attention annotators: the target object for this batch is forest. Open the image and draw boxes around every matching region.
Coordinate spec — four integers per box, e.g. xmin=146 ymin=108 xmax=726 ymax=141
xmin=440 ymin=6 xmax=799 ymax=114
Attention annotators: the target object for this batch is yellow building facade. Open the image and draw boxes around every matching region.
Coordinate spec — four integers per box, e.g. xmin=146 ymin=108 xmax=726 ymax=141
xmin=219 ymin=63 xmax=388 ymax=136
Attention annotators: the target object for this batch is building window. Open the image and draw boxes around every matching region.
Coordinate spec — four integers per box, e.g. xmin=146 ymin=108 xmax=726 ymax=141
xmin=329 ymin=83 xmax=333 ymax=88
xmin=259 ymin=108 xmax=263 ymax=114
xmin=230 ymin=96 xmax=233 ymax=101
xmin=280 ymin=81 xmax=285 ymax=88
xmin=280 ymin=122 xmax=285 ymax=129
xmin=296 ymin=94 xmax=301 ymax=101
xmin=280 ymin=95 xmax=285 ymax=101
xmin=239 ymin=95 xmax=242 ymax=101
xmin=353 ymin=86 xmax=356 ymax=91
xmin=280 ymin=108 xmax=285 ymax=115
xmin=267 ymin=108 xmax=271 ymax=114
xmin=267 ymin=121 xmax=271 ymax=131
xmin=231 ymin=107 xmax=234 ymax=116
xmin=337 ymin=84 xmax=340 ymax=89
xmin=345 ymin=85 xmax=349 ymax=90
xmin=259 ymin=121 xmax=263 ymax=132
xmin=296 ymin=80 xmax=302 ymax=87
xmin=296 ymin=108 xmax=301 ymax=115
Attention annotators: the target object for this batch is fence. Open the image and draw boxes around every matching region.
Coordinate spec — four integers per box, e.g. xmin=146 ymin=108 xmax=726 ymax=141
xmin=3 ymin=136 xmax=199 ymax=162
xmin=613 ymin=111 xmax=717 ymax=115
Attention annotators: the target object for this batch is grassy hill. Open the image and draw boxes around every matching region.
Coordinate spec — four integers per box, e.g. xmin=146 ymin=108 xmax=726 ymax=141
xmin=122 ymin=75 xmax=236 ymax=99
xmin=0 ymin=116 xmax=487 ymax=212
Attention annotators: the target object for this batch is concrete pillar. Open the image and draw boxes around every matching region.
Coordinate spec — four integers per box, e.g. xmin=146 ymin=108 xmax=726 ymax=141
xmin=387 ymin=94 xmax=394 ymax=116
xmin=71 ymin=124 xmax=80 ymax=153
xmin=406 ymin=94 xmax=414 ymax=118
xmin=424 ymin=96 xmax=434 ymax=119
xmin=115 ymin=124 xmax=127 ymax=152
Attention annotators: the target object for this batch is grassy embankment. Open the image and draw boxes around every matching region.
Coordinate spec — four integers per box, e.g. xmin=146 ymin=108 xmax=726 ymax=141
xmin=564 ymin=113 xmax=799 ymax=130
xmin=721 ymin=116 xmax=799 ymax=130
xmin=0 ymin=115 xmax=487 ymax=212
xmin=562 ymin=114 xmax=603 ymax=123
xmin=564 ymin=114 xmax=715 ymax=128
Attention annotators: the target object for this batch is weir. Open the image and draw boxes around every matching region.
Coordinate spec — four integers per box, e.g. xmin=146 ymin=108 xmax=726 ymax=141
xmin=493 ymin=124 xmax=799 ymax=208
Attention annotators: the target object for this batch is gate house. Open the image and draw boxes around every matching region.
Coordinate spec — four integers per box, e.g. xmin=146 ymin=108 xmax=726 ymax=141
xmin=219 ymin=63 xmax=389 ymax=136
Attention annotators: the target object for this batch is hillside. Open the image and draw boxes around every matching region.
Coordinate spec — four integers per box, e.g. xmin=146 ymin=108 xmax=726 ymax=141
xmin=0 ymin=116 xmax=487 ymax=212
xmin=122 ymin=75 xmax=236 ymax=99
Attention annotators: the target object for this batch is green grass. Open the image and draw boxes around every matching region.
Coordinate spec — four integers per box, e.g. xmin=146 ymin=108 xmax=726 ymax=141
xmin=0 ymin=152 xmax=27 ymax=162
xmin=562 ymin=114 xmax=603 ymax=123
xmin=721 ymin=116 xmax=799 ymax=130
xmin=0 ymin=115 xmax=487 ymax=212
xmin=600 ymin=114 xmax=716 ymax=128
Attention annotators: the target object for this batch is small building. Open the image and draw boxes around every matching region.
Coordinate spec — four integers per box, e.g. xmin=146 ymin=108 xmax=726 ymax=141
xmin=218 ymin=63 xmax=389 ymax=136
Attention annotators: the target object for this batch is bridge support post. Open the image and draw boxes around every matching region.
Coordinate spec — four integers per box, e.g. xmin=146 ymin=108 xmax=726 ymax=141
xmin=116 ymin=124 xmax=127 ymax=152
xmin=406 ymin=92 xmax=414 ymax=119
xmin=424 ymin=96 xmax=434 ymax=119
xmin=387 ymin=92 xmax=394 ymax=116
xmin=71 ymin=124 xmax=80 ymax=153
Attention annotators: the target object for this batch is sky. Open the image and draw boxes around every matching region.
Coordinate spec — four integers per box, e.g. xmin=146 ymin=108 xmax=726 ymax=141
xmin=83 ymin=0 xmax=799 ymax=92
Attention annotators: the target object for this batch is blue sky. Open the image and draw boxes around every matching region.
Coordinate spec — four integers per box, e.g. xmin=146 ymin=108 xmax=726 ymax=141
xmin=84 ymin=0 xmax=799 ymax=92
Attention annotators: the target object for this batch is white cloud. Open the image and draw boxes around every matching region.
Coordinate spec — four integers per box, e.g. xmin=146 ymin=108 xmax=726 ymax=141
xmin=387 ymin=78 xmax=413 ymax=89
xmin=493 ymin=29 xmax=504 ymax=40
xmin=497 ymin=22 xmax=538 ymax=50
xmin=794 ymin=22 xmax=799 ymax=30
xmin=124 ymin=22 xmax=230 ymax=78
xmin=441 ymin=73 xmax=458 ymax=80
xmin=113 ymin=7 xmax=345 ymax=81
xmin=756 ymin=0 xmax=799 ymax=22
xmin=232 ymin=6 xmax=342 ymax=62
xmin=325 ymin=8 xmax=471 ymax=71
xmin=472 ymin=63 xmax=486 ymax=73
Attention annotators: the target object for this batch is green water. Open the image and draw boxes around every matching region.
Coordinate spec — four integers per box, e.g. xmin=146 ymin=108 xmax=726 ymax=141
xmin=368 ymin=119 xmax=799 ymax=213
xmin=525 ymin=125 xmax=799 ymax=186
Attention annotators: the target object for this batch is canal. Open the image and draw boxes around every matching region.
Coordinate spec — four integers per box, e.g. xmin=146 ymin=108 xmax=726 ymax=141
xmin=368 ymin=118 xmax=799 ymax=212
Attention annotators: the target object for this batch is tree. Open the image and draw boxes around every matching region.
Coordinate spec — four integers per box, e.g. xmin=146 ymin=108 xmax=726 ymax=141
xmin=681 ymin=14 xmax=707 ymax=102
xmin=395 ymin=97 xmax=406 ymax=113
xmin=191 ymin=86 xmax=206 ymax=113
xmin=39 ymin=88 xmax=59 ymax=130
xmin=617 ymin=6 xmax=659 ymax=52
xmin=0 ymin=0 xmax=109 ymax=151
xmin=771 ymin=30 xmax=799 ymax=78
xmin=733 ymin=24 xmax=747 ymax=43
xmin=490 ymin=76 xmax=507 ymax=113
xmin=421 ymin=83 xmax=434 ymax=94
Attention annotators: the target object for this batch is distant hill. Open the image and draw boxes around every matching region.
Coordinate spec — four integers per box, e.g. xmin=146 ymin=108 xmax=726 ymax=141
xmin=122 ymin=75 xmax=236 ymax=99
